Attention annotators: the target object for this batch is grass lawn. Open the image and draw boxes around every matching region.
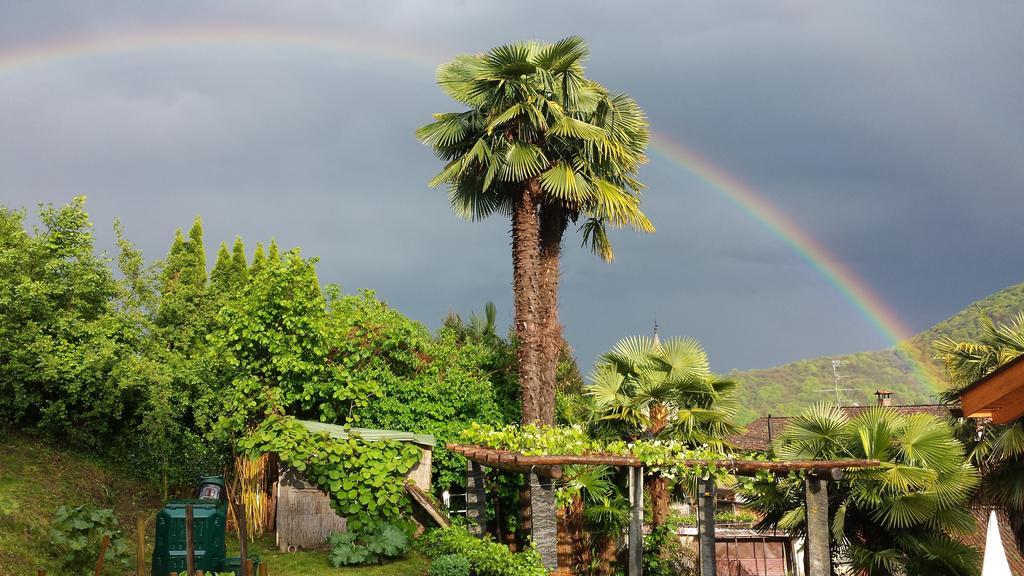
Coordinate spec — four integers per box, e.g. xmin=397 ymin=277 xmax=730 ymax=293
xmin=0 ymin=430 xmax=430 ymax=576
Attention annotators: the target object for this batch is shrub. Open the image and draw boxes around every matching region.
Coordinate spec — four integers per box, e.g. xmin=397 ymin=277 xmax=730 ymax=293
xmin=327 ymin=522 xmax=412 ymax=566
xmin=418 ymin=525 xmax=547 ymax=576
xmin=48 ymin=504 xmax=130 ymax=573
xmin=428 ymin=554 xmax=471 ymax=576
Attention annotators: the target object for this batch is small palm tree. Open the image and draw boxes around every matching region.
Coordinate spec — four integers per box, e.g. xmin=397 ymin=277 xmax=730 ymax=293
xmin=741 ymin=404 xmax=980 ymax=576
xmin=560 ymin=464 xmax=630 ymax=576
xmin=934 ymin=311 xmax=1024 ymax=549
xmin=418 ymin=37 xmax=651 ymax=425
xmin=586 ymin=335 xmax=738 ymax=526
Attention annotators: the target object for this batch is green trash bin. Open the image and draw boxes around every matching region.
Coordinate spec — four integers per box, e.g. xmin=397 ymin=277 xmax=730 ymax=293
xmin=152 ymin=477 xmax=228 ymax=576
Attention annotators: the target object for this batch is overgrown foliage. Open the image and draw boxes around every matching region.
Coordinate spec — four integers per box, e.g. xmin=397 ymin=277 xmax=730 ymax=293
xmin=0 ymin=197 xmax=520 ymax=509
xmin=238 ymin=416 xmax=421 ymax=531
xmin=427 ymin=554 xmax=471 ymax=576
xmin=418 ymin=525 xmax=547 ymax=576
xmin=327 ymin=522 xmax=412 ymax=566
xmin=49 ymin=504 xmax=130 ymax=574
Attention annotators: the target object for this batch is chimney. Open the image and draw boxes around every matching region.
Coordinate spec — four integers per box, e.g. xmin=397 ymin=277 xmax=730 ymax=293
xmin=875 ymin=390 xmax=893 ymax=407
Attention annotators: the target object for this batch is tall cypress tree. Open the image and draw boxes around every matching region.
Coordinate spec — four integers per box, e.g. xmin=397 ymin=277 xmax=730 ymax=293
xmin=156 ymin=216 xmax=208 ymax=343
xmin=230 ymin=236 xmax=248 ymax=287
xmin=211 ymin=242 xmax=232 ymax=292
xmin=185 ymin=216 xmax=207 ymax=288
xmin=268 ymin=239 xmax=280 ymax=263
xmin=250 ymin=242 xmax=266 ymax=277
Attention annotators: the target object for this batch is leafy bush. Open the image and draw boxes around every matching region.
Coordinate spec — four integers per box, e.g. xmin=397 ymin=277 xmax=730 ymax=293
xmin=48 ymin=504 xmax=130 ymax=573
xmin=418 ymin=525 xmax=547 ymax=576
xmin=428 ymin=554 xmax=471 ymax=576
xmin=327 ymin=522 xmax=412 ymax=566
xmin=643 ymin=523 xmax=697 ymax=576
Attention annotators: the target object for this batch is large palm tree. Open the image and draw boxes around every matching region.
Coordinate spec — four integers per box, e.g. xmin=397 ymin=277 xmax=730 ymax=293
xmin=417 ymin=37 xmax=651 ymax=425
xmin=586 ymin=335 xmax=738 ymax=526
xmin=934 ymin=311 xmax=1024 ymax=550
xmin=741 ymin=404 xmax=980 ymax=576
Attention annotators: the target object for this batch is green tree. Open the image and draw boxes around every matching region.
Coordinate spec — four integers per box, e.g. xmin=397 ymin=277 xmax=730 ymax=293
xmin=934 ymin=312 xmax=1024 ymax=549
xmin=207 ymin=249 xmax=331 ymax=436
xmin=230 ymin=236 xmax=248 ymax=287
xmin=250 ymin=242 xmax=266 ymax=276
xmin=418 ymin=37 xmax=651 ymax=425
xmin=586 ymin=335 xmax=737 ymax=526
xmin=741 ymin=404 xmax=980 ymax=575
xmin=0 ymin=198 xmax=142 ymax=448
xmin=210 ymin=241 xmax=233 ymax=292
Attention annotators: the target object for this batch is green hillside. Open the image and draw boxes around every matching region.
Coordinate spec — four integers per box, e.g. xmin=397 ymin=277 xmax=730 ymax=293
xmin=730 ymin=281 xmax=1024 ymax=423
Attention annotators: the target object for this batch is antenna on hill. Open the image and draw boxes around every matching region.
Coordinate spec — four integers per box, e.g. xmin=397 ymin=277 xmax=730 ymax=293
xmin=817 ymin=359 xmax=857 ymax=405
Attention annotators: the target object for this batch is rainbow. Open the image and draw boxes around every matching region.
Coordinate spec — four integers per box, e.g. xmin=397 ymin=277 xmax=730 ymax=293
xmin=0 ymin=25 xmax=941 ymax=389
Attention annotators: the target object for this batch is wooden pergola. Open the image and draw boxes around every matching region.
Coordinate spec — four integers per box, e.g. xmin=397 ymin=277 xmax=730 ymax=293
xmin=448 ymin=443 xmax=878 ymax=576
xmin=959 ymin=354 xmax=1024 ymax=425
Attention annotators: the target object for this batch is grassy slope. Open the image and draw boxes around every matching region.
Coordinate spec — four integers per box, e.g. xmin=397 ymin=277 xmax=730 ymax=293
xmin=730 ymin=281 xmax=1024 ymax=422
xmin=0 ymin=429 xmax=163 ymax=575
xmin=0 ymin=431 xmax=428 ymax=576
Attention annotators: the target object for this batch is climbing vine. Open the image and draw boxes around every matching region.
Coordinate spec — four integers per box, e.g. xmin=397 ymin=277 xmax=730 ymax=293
xmin=457 ymin=423 xmax=766 ymax=482
xmin=237 ymin=416 xmax=421 ymax=530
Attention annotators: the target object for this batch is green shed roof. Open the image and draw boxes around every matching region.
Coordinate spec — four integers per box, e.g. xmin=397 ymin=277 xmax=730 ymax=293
xmin=297 ymin=420 xmax=436 ymax=448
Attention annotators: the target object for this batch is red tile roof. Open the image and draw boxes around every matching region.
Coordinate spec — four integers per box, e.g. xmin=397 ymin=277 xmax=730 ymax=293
xmin=728 ymin=405 xmax=954 ymax=452
xmin=962 ymin=506 xmax=1024 ymax=575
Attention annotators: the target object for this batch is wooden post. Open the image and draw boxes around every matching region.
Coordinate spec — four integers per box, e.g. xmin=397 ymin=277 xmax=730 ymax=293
xmin=237 ymin=500 xmax=250 ymax=576
xmin=245 ymin=559 xmax=254 ymax=576
xmin=466 ymin=460 xmax=488 ymax=537
xmin=698 ymin=477 xmax=717 ymax=576
xmin=804 ymin=475 xmax=830 ymax=576
xmin=94 ymin=534 xmax=111 ymax=576
xmin=628 ymin=466 xmax=643 ymax=576
xmin=258 ymin=561 xmax=269 ymax=576
xmin=184 ymin=504 xmax=195 ymax=576
xmin=137 ymin=515 xmax=147 ymax=576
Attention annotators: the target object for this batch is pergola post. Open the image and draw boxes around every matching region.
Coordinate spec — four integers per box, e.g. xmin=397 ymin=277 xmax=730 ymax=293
xmin=628 ymin=466 xmax=644 ymax=576
xmin=530 ymin=471 xmax=559 ymax=571
xmin=804 ymin=475 xmax=830 ymax=576
xmin=466 ymin=460 xmax=488 ymax=536
xmin=698 ymin=477 xmax=717 ymax=576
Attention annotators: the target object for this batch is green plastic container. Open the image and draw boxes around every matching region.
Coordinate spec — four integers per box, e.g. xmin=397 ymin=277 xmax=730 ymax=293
xmin=151 ymin=501 xmax=227 ymax=576
xmin=152 ymin=476 xmax=229 ymax=576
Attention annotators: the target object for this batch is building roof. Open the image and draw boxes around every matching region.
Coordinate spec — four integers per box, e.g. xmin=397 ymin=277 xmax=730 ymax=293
xmin=958 ymin=353 xmax=1024 ymax=424
xmin=728 ymin=405 xmax=953 ymax=452
xmin=962 ymin=506 xmax=1024 ymax=575
xmin=298 ymin=420 xmax=436 ymax=447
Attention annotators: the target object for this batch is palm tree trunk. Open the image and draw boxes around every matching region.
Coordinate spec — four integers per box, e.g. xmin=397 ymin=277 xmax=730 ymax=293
xmin=537 ymin=205 xmax=567 ymax=426
xmin=594 ymin=532 xmax=618 ymax=576
xmin=513 ymin=180 xmax=544 ymax=425
xmin=648 ymin=402 xmax=671 ymax=526
xmin=557 ymin=494 xmax=587 ymax=574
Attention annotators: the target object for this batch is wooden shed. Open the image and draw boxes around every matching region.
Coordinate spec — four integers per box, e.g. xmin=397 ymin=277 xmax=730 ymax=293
xmin=275 ymin=421 xmax=435 ymax=552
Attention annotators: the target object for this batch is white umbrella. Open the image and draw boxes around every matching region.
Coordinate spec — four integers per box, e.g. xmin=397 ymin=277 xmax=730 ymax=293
xmin=982 ymin=510 xmax=1012 ymax=576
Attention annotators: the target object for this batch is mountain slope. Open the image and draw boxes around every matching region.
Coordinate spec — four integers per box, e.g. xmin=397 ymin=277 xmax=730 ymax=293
xmin=730 ymin=281 xmax=1024 ymax=423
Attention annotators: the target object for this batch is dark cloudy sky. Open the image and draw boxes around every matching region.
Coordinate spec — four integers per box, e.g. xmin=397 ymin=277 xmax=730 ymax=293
xmin=2 ymin=1 xmax=1022 ymax=374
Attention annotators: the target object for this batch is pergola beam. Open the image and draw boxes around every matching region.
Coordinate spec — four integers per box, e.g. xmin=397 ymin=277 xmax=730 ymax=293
xmin=448 ymin=443 xmax=877 ymax=477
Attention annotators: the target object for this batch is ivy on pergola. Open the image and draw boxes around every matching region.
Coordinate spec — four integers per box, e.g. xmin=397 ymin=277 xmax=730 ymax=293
xmin=447 ymin=442 xmax=879 ymax=576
